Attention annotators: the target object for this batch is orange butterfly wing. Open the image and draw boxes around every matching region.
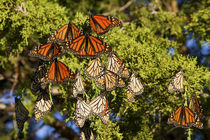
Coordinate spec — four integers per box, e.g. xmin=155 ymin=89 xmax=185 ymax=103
xmin=29 ymin=43 xmax=62 ymax=61
xmin=48 ymin=22 xmax=82 ymax=43
xmin=65 ymin=35 xmax=112 ymax=58
xmin=193 ymin=95 xmax=204 ymax=118
xmin=168 ymin=105 xmax=196 ymax=128
xmin=45 ymin=59 xmax=75 ymax=84
xmin=90 ymin=15 xmax=121 ymax=35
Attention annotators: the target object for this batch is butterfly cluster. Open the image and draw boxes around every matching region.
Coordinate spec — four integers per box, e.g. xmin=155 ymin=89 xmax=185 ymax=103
xmin=14 ymin=15 xmax=145 ymax=135
xmin=167 ymin=70 xmax=204 ymax=129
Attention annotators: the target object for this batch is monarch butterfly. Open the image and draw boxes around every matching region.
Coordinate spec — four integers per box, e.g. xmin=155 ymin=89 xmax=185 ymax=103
xmin=48 ymin=22 xmax=83 ymax=44
xmin=84 ymin=57 xmax=104 ymax=80
xmin=89 ymin=93 xmax=108 ymax=116
xmin=73 ymin=71 xmax=85 ymax=97
xmin=98 ymin=109 xmax=110 ymax=124
xmin=168 ymin=105 xmax=195 ymax=128
xmin=189 ymin=94 xmax=204 ymax=119
xmin=89 ymin=93 xmax=110 ymax=124
xmin=168 ymin=105 xmax=203 ymax=129
xmin=15 ymin=97 xmax=29 ymax=132
xmin=127 ymin=90 xmax=137 ymax=102
xmin=65 ymin=34 xmax=112 ymax=58
xmin=44 ymin=59 xmax=75 ymax=84
xmin=106 ymin=53 xmax=129 ymax=78
xmin=95 ymin=69 xmax=118 ymax=91
xmin=80 ymin=121 xmax=95 ymax=140
xmin=168 ymin=70 xmax=184 ymax=93
xmin=32 ymin=61 xmax=47 ymax=92
xmin=29 ymin=43 xmax=62 ymax=61
xmin=34 ymin=89 xmax=53 ymax=121
xmin=127 ymin=72 xmax=144 ymax=101
xmin=118 ymin=77 xmax=125 ymax=88
xmin=90 ymin=15 xmax=121 ymax=35
xmin=74 ymin=98 xmax=92 ymax=128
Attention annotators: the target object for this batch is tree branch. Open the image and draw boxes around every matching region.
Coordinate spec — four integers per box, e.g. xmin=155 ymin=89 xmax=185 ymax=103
xmin=103 ymin=0 xmax=134 ymax=16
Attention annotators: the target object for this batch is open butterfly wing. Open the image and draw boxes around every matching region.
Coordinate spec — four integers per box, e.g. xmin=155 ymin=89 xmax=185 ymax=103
xmin=168 ymin=105 xmax=196 ymax=128
xmin=90 ymin=15 xmax=121 ymax=35
xmin=48 ymin=22 xmax=82 ymax=43
xmin=15 ymin=97 xmax=29 ymax=132
xmin=73 ymin=72 xmax=85 ymax=97
xmin=65 ymin=35 xmax=112 ymax=58
xmin=29 ymin=43 xmax=62 ymax=61
xmin=45 ymin=59 xmax=75 ymax=84
xmin=127 ymin=72 xmax=144 ymax=95
xmin=84 ymin=57 xmax=104 ymax=80
xmin=34 ymin=89 xmax=53 ymax=121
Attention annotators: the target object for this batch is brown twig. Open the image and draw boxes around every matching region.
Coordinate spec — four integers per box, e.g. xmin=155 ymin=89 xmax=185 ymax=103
xmin=10 ymin=57 xmax=19 ymax=104
xmin=103 ymin=0 xmax=134 ymax=16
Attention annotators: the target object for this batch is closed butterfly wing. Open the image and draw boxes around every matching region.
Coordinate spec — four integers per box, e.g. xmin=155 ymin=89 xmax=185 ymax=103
xmin=193 ymin=116 xmax=203 ymax=129
xmin=127 ymin=72 xmax=144 ymax=95
xmin=65 ymin=35 xmax=112 ymax=58
xmin=95 ymin=70 xmax=118 ymax=91
xmin=15 ymin=97 xmax=29 ymax=132
xmin=126 ymin=91 xmax=134 ymax=102
xmin=34 ymin=89 xmax=53 ymax=121
xmin=45 ymin=59 xmax=75 ymax=84
xmin=99 ymin=109 xmax=110 ymax=124
xmin=106 ymin=53 xmax=129 ymax=78
xmin=90 ymin=15 xmax=121 ymax=35
xmin=48 ymin=22 xmax=83 ymax=43
xmin=80 ymin=121 xmax=95 ymax=140
xmin=29 ymin=43 xmax=62 ymax=61
xmin=89 ymin=93 xmax=108 ymax=116
xmin=168 ymin=70 xmax=184 ymax=93
xmin=73 ymin=72 xmax=85 ymax=97
xmin=74 ymin=98 xmax=92 ymax=128
xmin=84 ymin=57 xmax=104 ymax=80
xmin=168 ymin=105 xmax=196 ymax=128
xmin=118 ymin=77 xmax=125 ymax=88
xmin=32 ymin=61 xmax=47 ymax=92
xmin=189 ymin=94 xmax=204 ymax=119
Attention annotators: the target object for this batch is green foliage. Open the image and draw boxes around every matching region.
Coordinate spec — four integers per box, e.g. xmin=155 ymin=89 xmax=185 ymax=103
xmin=185 ymin=6 xmax=210 ymax=43
xmin=0 ymin=0 xmax=209 ymax=140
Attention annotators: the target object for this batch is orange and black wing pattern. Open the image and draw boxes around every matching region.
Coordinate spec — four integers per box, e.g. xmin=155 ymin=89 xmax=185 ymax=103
xmin=29 ymin=43 xmax=62 ymax=61
xmin=168 ymin=105 xmax=196 ymax=128
xmin=65 ymin=35 xmax=112 ymax=58
xmin=44 ymin=59 xmax=75 ymax=84
xmin=48 ymin=22 xmax=83 ymax=43
xmin=189 ymin=94 xmax=204 ymax=119
xmin=90 ymin=15 xmax=121 ymax=35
